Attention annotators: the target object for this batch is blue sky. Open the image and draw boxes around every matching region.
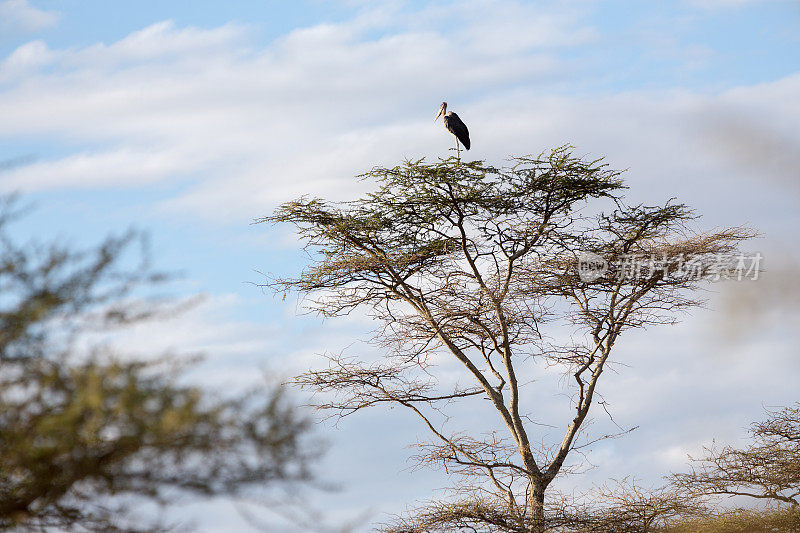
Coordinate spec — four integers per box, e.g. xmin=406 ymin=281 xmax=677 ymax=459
xmin=2 ymin=0 xmax=800 ymax=530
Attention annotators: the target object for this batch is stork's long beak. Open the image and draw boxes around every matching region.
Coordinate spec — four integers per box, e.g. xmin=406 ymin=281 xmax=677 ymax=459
xmin=435 ymin=107 xmax=443 ymax=122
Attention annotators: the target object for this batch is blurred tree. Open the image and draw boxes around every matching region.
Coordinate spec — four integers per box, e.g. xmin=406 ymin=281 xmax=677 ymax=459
xmin=0 ymin=195 xmax=317 ymax=532
xmin=263 ymin=147 xmax=753 ymax=533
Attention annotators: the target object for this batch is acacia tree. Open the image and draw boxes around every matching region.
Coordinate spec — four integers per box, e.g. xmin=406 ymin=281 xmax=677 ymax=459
xmin=563 ymin=479 xmax=705 ymax=533
xmin=263 ymin=147 xmax=752 ymax=533
xmin=0 ymin=196 xmax=317 ymax=532
xmin=673 ymin=403 xmax=800 ymax=508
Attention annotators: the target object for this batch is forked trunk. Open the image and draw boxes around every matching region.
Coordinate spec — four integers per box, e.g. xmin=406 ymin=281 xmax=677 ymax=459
xmin=527 ymin=482 xmax=546 ymax=533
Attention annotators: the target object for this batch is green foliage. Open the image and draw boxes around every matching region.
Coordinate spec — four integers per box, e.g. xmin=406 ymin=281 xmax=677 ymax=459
xmin=262 ymin=149 xmax=626 ymax=301
xmin=264 ymin=147 xmax=754 ymax=533
xmin=0 ymin=196 xmax=317 ymax=532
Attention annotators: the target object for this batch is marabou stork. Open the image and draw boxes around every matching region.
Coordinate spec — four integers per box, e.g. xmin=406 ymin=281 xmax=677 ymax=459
xmin=435 ymin=102 xmax=470 ymax=157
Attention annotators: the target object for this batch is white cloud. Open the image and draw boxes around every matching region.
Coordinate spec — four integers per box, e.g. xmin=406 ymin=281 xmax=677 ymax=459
xmin=0 ymin=0 xmax=58 ymax=33
xmin=0 ymin=4 xmax=799 ymax=526
xmin=0 ymin=4 xmax=586 ymax=217
xmin=0 ymin=147 xmax=210 ymax=190
xmin=67 ymin=20 xmax=248 ymax=68
xmin=79 ymin=293 xmax=283 ymax=387
xmin=0 ymin=10 xmax=797 ymax=232
xmin=0 ymin=40 xmax=55 ymax=81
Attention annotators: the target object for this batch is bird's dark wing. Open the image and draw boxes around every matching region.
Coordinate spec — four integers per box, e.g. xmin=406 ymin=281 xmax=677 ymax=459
xmin=444 ymin=112 xmax=470 ymax=150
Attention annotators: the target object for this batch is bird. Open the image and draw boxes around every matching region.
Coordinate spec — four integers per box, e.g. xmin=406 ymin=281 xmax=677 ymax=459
xmin=435 ymin=101 xmax=470 ymax=157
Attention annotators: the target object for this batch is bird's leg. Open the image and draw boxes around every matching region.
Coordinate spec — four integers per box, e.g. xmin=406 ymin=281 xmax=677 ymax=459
xmin=455 ymin=136 xmax=460 ymax=161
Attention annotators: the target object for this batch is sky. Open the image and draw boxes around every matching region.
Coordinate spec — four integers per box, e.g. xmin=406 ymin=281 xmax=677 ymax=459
xmin=1 ymin=0 xmax=799 ymax=530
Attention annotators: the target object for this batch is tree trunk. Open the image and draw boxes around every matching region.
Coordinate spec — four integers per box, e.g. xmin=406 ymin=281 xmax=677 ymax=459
xmin=528 ymin=482 xmax=546 ymax=533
